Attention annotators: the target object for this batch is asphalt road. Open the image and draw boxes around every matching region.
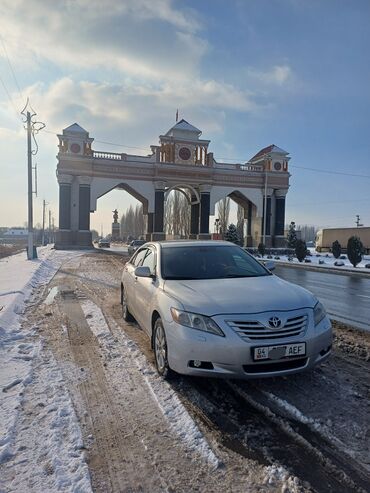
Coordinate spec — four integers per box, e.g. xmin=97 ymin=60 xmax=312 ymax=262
xmin=275 ymin=265 xmax=370 ymax=331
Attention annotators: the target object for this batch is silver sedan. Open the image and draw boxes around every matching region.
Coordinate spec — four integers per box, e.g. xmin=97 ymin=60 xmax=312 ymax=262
xmin=120 ymin=241 xmax=332 ymax=379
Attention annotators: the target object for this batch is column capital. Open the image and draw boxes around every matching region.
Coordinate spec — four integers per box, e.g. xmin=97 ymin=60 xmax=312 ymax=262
xmin=275 ymin=189 xmax=288 ymax=198
xmin=57 ymin=173 xmax=73 ymax=184
xmin=199 ymin=184 xmax=212 ymax=193
xmin=263 ymin=187 xmax=274 ymax=197
xmin=154 ymin=181 xmax=166 ymax=190
xmin=77 ymin=175 xmax=92 ymax=185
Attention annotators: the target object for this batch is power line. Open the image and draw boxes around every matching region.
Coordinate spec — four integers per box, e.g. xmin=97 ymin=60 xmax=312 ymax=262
xmin=0 ymin=73 xmax=20 ymax=118
xmin=289 ymin=164 xmax=370 ymax=179
xmin=288 ymin=198 xmax=370 ymax=207
xmin=0 ymin=35 xmax=24 ymax=103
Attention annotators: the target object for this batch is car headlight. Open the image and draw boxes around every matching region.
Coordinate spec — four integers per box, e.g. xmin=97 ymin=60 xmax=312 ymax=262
xmin=313 ymin=301 xmax=326 ymax=326
xmin=170 ymin=308 xmax=224 ymax=337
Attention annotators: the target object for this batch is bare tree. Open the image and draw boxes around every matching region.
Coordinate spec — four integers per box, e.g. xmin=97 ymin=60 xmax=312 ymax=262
xmin=120 ymin=204 xmax=145 ymax=239
xmin=165 ymin=190 xmax=190 ymax=237
xmin=217 ymin=197 xmax=230 ymax=236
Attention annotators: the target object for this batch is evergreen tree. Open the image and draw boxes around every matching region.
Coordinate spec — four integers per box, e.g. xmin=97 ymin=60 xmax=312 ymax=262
xmin=332 ymin=240 xmax=341 ymax=259
xmin=224 ymin=224 xmax=240 ymax=245
xmin=295 ymin=239 xmax=307 ymax=262
xmin=287 ymin=221 xmax=297 ymax=248
xmin=257 ymin=242 xmax=266 ymax=257
xmin=347 ymin=236 xmax=363 ymax=267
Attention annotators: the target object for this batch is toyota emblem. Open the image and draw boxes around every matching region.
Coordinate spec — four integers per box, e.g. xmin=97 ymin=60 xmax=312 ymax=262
xmin=268 ymin=316 xmax=282 ymax=328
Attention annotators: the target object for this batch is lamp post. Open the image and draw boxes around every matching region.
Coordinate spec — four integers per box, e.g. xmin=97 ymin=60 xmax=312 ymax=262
xmin=262 ymin=158 xmax=269 ymax=245
xmin=214 ymin=218 xmax=220 ymax=234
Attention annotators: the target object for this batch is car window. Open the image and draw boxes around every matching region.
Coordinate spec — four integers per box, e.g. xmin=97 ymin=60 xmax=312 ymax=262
xmin=141 ymin=248 xmax=156 ymax=274
xmin=161 ymin=245 xmax=270 ymax=280
xmin=132 ymin=248 xmax=148 ymax=266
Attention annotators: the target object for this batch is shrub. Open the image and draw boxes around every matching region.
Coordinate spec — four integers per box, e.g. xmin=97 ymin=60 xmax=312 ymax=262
xmin=287 ymin=222 xmax=297 ymax=248
xmin=347 ymin=236 xmax=363 ymax=267
xmin=332 ymin=240 xmax=341 ymax=259
xmin=295 ymin=239 xmax=307 ymax=262
xmin=224 ymin=224 xmax=240 ymax=245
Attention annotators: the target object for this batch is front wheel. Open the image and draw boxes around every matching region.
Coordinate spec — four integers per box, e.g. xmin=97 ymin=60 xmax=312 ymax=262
xmin=153 ymin=319 xmax=174 ymax=380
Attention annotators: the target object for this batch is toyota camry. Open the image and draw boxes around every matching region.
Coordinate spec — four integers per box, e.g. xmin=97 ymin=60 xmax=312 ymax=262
xmin=120 ymin=241 xmax=332 ymax=379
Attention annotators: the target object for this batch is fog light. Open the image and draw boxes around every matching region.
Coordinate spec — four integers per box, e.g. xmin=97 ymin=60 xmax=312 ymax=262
xmin=193 ymin=360 xmax=202 ymax=368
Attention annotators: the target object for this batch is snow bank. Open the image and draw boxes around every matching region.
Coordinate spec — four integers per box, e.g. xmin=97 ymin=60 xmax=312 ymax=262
xmin=0 ymin=247 xmax=91 ymax=492
xmin=269 ymin=250 xmax=370 ymax=273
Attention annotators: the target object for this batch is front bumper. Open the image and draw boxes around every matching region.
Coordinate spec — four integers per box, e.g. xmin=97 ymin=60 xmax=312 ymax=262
xmin=165 ymin=314 xmax=332 ymax=379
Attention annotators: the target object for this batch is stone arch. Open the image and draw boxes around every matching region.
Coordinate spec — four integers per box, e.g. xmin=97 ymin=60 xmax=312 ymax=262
xmin=90 ymin=178 xmax=155 ymax=214
xmin=164 ymin=184 xmax=200 ymax=205
xmin=210 ymin=187 xmax=263 ymax=246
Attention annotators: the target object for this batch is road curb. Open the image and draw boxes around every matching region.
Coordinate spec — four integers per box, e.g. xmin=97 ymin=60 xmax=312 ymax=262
xmin=273 ymin=261 xmax=370 ymax=277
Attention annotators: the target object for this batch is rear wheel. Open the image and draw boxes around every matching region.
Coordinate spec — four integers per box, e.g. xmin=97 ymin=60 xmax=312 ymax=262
xmin=153 ymin=318 xmax=174 ymax=380
xmin=121 ymin=286 xmax=134 ymax=322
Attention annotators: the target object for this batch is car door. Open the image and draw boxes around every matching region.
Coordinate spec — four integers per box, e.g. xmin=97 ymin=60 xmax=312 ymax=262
xmin=124 ymin=247 xmax=148 ymax=317
xmin=133 ymin=246 xmax=157 ymax=335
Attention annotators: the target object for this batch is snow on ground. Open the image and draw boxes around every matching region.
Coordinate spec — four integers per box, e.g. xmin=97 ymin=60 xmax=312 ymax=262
xmin=80 ymin=299 xmax=220 ymax=468
xmin=268 ymin=249 xmax=370 ymax=273
xmin=0 ymin=247 xmax=91 ymax=492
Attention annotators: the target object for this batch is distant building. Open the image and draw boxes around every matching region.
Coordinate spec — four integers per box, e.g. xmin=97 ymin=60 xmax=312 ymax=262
xmin=4 ymin=228 xmax=28 ymax=237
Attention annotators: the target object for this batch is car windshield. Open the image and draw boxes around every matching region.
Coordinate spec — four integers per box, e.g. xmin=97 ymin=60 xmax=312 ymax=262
xmin=161 ymin=245 xmax=270 ymax=280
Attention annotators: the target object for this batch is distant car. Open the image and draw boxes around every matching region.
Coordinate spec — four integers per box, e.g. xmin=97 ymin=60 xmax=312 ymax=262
xmin=98 ymin=239 xmax=110 ymax=248
xmin=128 ymin=240 xmax=146 ymax=255
xmin=121 ymin=241 xmax=332 ymax=380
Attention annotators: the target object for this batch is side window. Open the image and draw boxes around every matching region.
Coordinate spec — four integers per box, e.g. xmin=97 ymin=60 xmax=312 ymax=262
xmin=141 ymin=248 xmax=156 ymax=274
xmin=132 ymin=248 xmax=148 ymax=267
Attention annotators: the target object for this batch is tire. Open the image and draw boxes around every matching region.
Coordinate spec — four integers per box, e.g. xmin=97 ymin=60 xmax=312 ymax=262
xmin=153 ymin=318 xmax=174 ymax=380
xmin=121 ymin=286 xmax=134 ymax=322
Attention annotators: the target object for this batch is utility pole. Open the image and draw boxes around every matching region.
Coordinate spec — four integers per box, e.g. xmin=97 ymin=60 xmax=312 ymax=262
xmin=42 ymin=199 xmax=47 ymax=246
xmin=356 ymin=215 xmax=363 ymax=227
xmin=26 ymin=110 xmax=35 ymax=259
xmin=21 ymin=99 xmax=45 ymax=260
xmin=49 ymin=209 xmax=52 ymax=243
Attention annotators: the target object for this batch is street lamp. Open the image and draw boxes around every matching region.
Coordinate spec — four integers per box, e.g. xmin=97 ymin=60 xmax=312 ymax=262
xmin=214 ymin=218 xmax=220 ymax=234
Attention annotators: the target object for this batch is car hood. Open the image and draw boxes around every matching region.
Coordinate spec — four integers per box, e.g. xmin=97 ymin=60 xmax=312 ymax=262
xmin=163 ymin=275 xmax=316 ymax=316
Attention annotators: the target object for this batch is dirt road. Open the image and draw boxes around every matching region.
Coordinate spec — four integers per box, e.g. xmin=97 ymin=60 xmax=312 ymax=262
xmin=5 ymin=251 xmax=369 ymax=492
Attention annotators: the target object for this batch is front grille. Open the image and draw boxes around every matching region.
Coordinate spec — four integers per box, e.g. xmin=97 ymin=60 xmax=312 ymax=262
xmin=243 ymin=357 xmax=308 ymax=374
xmin=227 ymin=314 xmax=307 ymax=341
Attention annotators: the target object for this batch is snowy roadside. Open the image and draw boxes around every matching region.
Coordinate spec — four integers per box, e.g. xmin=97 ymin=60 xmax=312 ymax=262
xmin=0 ymin=248 xmax=92 ymax=492
xmin=80 ymin=299 xmax=220 ymax=469
xmin=263 ymin=251 xmax=370 ymax=274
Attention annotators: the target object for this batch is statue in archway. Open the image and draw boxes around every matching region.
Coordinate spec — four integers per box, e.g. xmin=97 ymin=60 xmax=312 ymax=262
xmin=112 ymin=209 xmax=119 ymax=223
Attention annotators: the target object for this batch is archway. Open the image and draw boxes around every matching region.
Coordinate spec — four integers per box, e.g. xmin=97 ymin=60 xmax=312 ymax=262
xmin=56 ymin=121 xmax=289 ymax=248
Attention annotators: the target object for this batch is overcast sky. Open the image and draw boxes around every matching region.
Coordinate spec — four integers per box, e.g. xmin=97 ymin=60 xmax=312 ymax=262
xmin=1 ymin=0 xmax=369 ymax=233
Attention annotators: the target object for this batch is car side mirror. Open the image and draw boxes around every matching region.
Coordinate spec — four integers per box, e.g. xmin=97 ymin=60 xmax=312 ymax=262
xmin=134 ymin=266 xmax=153 ymax=278
xmin=264 ymin=260 xmax=275 ymax=271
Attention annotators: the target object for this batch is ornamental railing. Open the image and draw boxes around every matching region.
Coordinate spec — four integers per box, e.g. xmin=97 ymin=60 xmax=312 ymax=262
xmin=93 ymin=151 xmax=125 ymax=160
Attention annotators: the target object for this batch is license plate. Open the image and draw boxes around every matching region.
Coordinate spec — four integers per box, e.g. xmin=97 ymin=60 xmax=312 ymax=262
xmin=253 ymin=343 xmax=306 ymax=361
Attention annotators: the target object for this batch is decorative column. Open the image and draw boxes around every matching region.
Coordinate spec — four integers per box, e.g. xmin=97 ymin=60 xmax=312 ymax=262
xmin=274 ymin=189 xmax=287 ymax=247
xmin=262 ymin=188 xmax=273 ymax=247
xmin=55 ymin=174 xmax=73 ymax=248
xmin=77 ymin=176 xmax=92 ymax=247
xmin=146 ymin=213 xmax=154 ymax=241
xmin=190 ymin=194 xmax=200 ymax=239
xmin=245 ymin=200 xmax=253 ymax=247
xmin=153 ymin=181 xmax=166 ymax=240
xmin=199 ymin=185 xmax=211 ymax=239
